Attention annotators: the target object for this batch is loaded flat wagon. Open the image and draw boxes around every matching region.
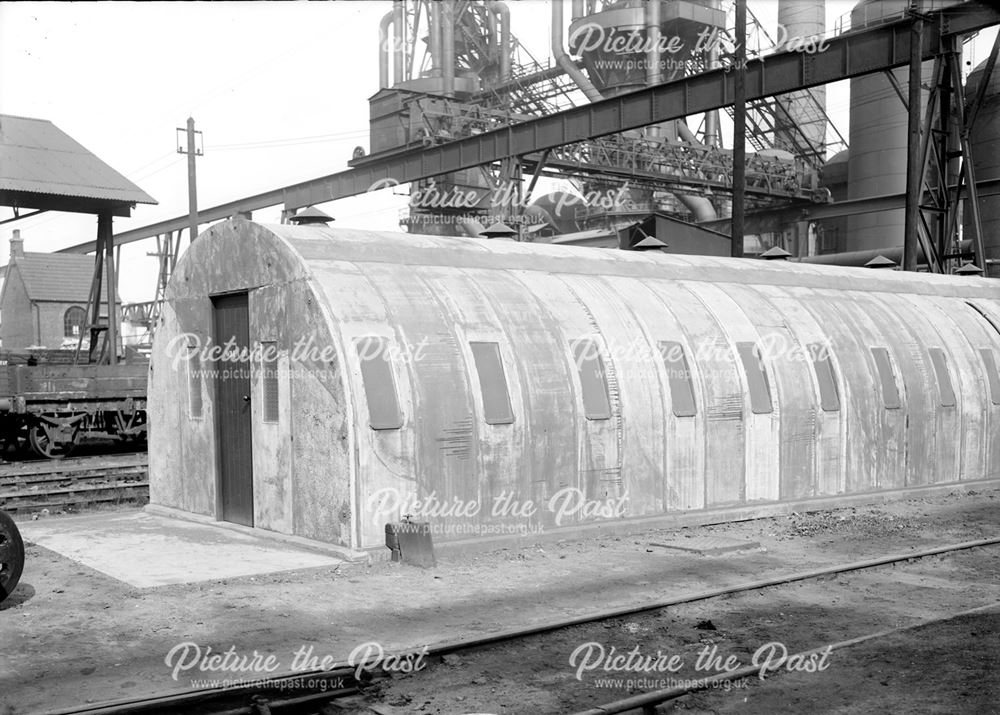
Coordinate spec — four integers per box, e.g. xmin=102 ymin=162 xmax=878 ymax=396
xmin=0 ymin=350 xmax=147 ymax=458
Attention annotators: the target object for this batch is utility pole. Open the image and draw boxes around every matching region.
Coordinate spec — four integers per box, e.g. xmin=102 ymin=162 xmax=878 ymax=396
xmin=177 ymin=117 xmax=203 ymax=242
xmin=731 ymin=0 xmax=747 ymax=258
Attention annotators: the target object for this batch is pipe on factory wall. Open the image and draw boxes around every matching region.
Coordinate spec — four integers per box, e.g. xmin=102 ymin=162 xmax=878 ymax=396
xmin=378 ymin=11 xmax=394 ymax=88
xmin=488 ymin=2 xmax=512 ymax=83
xmin=430 ymin=1 xmax=442 ymax=73
xmin=442 ymin=0 xmax=456 ymax=97
xmin=552 ymin=0 xmax=603 ymax=102
xmin=645 ymin=0 xmax=661 ymax=86
xmin=392 ymin=0 xmax=405 ymax=86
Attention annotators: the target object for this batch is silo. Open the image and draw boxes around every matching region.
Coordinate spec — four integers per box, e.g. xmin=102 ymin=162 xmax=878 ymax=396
xmin=964 ymin=58 xmax=1000 ymax=277
xmin=774 ymin=0 xmax=826 ymax=155
xmin=845 ymin=0 xmax=933 ymax=252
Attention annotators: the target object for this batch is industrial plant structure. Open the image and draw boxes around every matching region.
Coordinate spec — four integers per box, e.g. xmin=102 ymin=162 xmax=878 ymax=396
xmin=354 ymin=0 xmax=829 ymax=252
xmin=55 ymin=0 xmax=1000 ymax=301
xmin=342 ymin=0 xmax=999 ymax=276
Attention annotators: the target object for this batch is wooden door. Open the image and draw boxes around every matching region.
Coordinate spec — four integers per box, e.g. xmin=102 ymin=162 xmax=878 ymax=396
xmin=212 ymin=293 xmax=254 ymax=526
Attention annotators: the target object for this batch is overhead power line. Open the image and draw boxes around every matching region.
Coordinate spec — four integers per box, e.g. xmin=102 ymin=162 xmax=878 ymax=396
xmin=206 ymin=129 xmax=369 ymax=151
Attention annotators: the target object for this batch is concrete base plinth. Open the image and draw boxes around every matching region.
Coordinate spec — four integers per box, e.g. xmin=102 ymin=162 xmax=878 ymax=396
xmin=18 ymin=509 xmax=346 ymax=588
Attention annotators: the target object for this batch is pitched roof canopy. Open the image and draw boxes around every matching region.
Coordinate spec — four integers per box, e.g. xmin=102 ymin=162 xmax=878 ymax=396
xmin=0 ymin=114 xmax=156 ymax=216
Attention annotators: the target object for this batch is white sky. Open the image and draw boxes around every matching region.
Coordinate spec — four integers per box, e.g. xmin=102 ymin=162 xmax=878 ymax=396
xmin=0 ymin=1 xmax=995 ymax=301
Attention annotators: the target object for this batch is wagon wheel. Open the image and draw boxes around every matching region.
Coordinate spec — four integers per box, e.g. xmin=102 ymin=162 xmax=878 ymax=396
xmin=0 ymin=510 xmax=25 ymax=603
xmin=114 ymin=409 xmax=145 ymax=444
xmin=28 ymin=422 xmax=79 ymax=459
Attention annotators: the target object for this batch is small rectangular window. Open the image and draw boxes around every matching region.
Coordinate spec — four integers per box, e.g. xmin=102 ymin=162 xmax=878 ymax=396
xmin=187 ymin=342 xmax=202 ymax=419
xmin=810 ymin=344 xmax=840 ymax=412
xmin=469 ymin=341 xmax=514 ymax=425
xmin=928 ymin=348 xmax=956 ymax=407
xmin=571 ymin=339 xmax=611 ymax=420
xmin=980 ymin=349 xmax=1000 ymax=406
xmin=261 ymin=341 xmax=279 ymax=423
xmin=659 ymin=341 xmax=696 ymax=417
xmin=356 ymin=337 xmax=403 ymax=430
xmin=737 ymin=342 xmax=773 ymax=414
xmin=871 ymin=347 xmax=901 ymax=409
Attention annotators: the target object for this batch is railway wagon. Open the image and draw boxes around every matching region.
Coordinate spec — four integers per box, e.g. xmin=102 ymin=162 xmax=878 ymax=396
xmin=0 ymin=353 xmax=148 ymax=458
xmin=149 ymin=219 xmax=1000 ymax=552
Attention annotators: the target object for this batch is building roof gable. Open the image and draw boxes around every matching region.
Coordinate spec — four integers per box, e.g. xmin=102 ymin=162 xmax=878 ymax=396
xmin=3 ymin=252 xmax=115 ymax=303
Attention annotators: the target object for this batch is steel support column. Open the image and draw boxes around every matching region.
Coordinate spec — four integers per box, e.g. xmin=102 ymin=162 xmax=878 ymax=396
xmin=77 ymin=212 xmax=117 ymax=364
xmin=902 ymin=9 xmax=924 ymax=272
xmin=104 ymin=215 xmax=119 ymax=365
xmin=957 ymin=30 xmax=999 ymax=274
xmin=76 ymin=216 xmax=105 ymax=364
xmin=731 ymin=0 xmax=747 ymax=257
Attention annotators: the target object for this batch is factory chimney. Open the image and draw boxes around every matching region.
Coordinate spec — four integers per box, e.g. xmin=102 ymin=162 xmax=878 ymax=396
xmin=9 ymin=229 xmax=23 ymax=259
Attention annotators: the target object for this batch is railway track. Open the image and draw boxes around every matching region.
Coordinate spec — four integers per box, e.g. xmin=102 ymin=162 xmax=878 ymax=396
xmin=43 ymin=670 xmax=366 ymax=715
xmin=0 ymin=452 xmax=148 ymax=513
xmin=568 ymin=602 xmax=1000 ymax=715
xmin=41 ymin=537 xmax=1000 ymax=715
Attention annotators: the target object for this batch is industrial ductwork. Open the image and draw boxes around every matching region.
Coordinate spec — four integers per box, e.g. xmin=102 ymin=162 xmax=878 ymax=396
xmin=672 ymin=121 xmax=718 ymax=222
xmin=392 ymin=1 xmax=405 ymax=84
xmin=378 ymin=11 xmax=394 ymax=88
xmin=562 ymin=0 xmax=715 ymax=222
xmin=488 ymin=2 xmax=512 ymax=83
xmin=378 ymin=3 xmax=407 ymax=89
xmin=552 ymin=0 xmax=603 ymax=102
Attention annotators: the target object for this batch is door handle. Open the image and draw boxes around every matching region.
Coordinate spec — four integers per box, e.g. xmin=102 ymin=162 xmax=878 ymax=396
xmin=242 ymin=395 xmax=251 ymax=403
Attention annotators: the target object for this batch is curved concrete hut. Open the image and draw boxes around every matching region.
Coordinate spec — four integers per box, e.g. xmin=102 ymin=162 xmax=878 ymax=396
xmin=149 ymin=219 xmax=1000 ymax=551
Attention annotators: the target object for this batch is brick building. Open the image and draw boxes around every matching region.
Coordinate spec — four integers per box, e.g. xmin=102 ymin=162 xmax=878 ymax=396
xmin=0 ymin=230 xmax=119 ymax=350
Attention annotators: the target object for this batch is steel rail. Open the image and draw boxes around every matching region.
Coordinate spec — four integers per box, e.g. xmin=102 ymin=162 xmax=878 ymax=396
xmin=209 ymin=688 xmax=360 ymax=715
xmin=42 ymin=536 xmax=1000 ymax=715
xmin=568 ymin=602 xmax=1000 ymax=715
xmin=42 ymin=673 xmax=360 ymax=715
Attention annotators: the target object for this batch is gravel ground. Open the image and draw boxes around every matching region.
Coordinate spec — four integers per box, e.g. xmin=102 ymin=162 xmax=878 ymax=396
xmin=1 ymin=488 xmax=997 ymax=714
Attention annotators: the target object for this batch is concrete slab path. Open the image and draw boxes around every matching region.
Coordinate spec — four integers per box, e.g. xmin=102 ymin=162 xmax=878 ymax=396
xmin=18 ymin=511 xmax=341 ymax=587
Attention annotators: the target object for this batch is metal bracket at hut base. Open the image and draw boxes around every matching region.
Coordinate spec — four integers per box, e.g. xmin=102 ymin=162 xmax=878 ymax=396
xmin=384 ymin=514 xmax=436 ymax=568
